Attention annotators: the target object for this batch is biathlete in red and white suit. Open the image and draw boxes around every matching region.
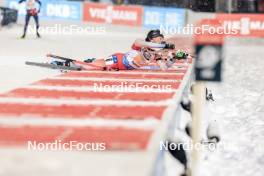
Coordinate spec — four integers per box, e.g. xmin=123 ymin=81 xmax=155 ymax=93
xmin=83 ymin=29 xmax=189 ymax=71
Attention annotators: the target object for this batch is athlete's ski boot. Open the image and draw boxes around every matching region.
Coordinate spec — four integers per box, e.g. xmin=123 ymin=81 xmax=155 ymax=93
xmin=51 ymin=59 xmax=72 ymax=67
xmin=20 ymin=34 xmax=26 ymax=39
xmin=51 ymin=60 xmax=64 ymax=66
xmin=36 ymin=32 xmax=41 ymax=38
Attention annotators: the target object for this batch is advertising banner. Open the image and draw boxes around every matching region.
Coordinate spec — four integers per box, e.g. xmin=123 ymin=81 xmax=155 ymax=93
xmin=83 ymin=3 xmax=143 ymax=26
xmin=6 ymin=0 xmax=82 ymax=20
xmin=216 ymin=14 xmax=264 ymax=37
xmin=143 ymin=6 xmax=185 ymax=30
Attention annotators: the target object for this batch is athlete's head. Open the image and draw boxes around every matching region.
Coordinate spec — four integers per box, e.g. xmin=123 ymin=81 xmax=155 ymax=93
xmin=145 ymin=29 xmax=164 ymax=43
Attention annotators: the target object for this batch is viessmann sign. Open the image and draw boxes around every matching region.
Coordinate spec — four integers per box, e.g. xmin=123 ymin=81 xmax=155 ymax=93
xmin=83 ymin=3 xmax=143 ymax=26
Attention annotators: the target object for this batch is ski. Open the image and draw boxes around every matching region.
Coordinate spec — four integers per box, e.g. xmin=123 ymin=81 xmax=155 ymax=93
xmin=46 ymin=53 xmax=102 ymax=70
xmin=25 ymin=61 xmax=82 ymax=71
xmin=46 ymin=53 xmax=76 ymax=62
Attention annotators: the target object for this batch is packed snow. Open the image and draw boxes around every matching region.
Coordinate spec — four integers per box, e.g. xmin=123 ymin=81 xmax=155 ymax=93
xmin=0 ymin=18 xmax=263 ymax=176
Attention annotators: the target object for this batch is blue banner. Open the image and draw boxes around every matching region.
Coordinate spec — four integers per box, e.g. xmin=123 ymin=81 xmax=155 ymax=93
xmin=143 ymin=6 xmax=185 ymax=30
xmin=5 ymin=0 xmax=82 ymax=20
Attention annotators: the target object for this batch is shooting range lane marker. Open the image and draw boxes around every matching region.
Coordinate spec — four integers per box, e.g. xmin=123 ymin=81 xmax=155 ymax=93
xmin=70 ymin=68 xmax=188 ymax=75
xmin=0 ymin=116 xmax=159 ymax=129
xmin=32 ymin=79 xmax=181 ymax=89
xmin=59 ymin=71 xmax=186 ymax=78
xmin=21 ymin=85 xmax=179 ymax=93
xmin=0 ymin=88 xmax=175 ymax=101
xmin=0 ymin=97 xmax=173 ymax=106
xmin=0 ymin=125 xmax=153 ymax=150
xmin=0 ymin=102 xmax=166 ymax=120
xmin=52 ymin=76 xmax=182 ymax=83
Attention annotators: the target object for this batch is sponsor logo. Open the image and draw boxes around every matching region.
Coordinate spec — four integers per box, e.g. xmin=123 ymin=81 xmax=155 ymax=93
xmin=143 ymin=7 xmax=185 ymax=29
xmin=144 ymin=11 xmax=160 ymax=25
xmin=89 ymin=6 xmax=138 ymax=23
xmin=112 ymin=55 xmax=118 ymax=63
xmin=84 ymin=3 xmax=142 ymax=26
xmin=45 ymin=3 xmax=81 ymax=20
xmin=6 ymin=0 xmax=81 ymax=20
xmin=222 ymin=17 xmax=264 ymax=35
xmin=217 ymin=14 xmax=264 ymax=36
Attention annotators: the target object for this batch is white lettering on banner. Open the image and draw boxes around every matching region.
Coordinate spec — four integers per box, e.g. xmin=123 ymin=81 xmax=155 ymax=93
xmin=240 ymin=18 xmax=250 ymax=35
xmin=223 ymin=17 xmax=264 ymax=35
xmin=145 ymin=11 xmax=160 ymax=25
xmin=251 ymin=21 xmax=264 ymax=30
xmin=47 ymin=4 xmax=71 ymax=18
xmin=112 ymin=8 xmax=137 ymax=21
xmin=165 ymin=13 xmax=179 ymax=26
xmin=89 ymin=8 xmax=101 ymax=18
xmin=106 ymin=6 xmax=113 ymax=23
xmin=89 ymin=6 xmax=138 ymax=23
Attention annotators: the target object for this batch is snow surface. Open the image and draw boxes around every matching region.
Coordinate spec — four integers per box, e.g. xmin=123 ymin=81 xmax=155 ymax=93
xmin=0 ymin=18 xmax=146 ymax=93
xmin=162 ymin=38 xmax=264 ymax=176
xmin=200 ymin=38 xmax=264 ymax=176
xmin=0 ymin=19 xmax=263 ymax=176
xmin=0 ymin=19 xmax=150 ymax=176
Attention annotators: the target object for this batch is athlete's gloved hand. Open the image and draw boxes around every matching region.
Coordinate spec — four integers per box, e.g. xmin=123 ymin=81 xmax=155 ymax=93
xmin=164 ymin=43 xmax=175 ymax=49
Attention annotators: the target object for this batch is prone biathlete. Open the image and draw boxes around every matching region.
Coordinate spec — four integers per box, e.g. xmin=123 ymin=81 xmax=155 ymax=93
xmin=83 ymin=29 xmax=189 ymax=71
xmin=19 ymin=0 xmax=42 ymax=38
xmin=51 ymin=29 xmax=189 ymax=71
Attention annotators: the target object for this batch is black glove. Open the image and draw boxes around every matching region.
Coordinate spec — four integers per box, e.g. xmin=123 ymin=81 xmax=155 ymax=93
xmin=164 ymin=43 xmax=175 ymax=49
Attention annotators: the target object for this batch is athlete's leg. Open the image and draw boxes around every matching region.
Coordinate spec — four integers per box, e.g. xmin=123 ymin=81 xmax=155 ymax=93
xmin=77 ymin=53 xmax=126 ymax=71
xmin=21 ymin=12 xmax=31 ymax=38
xmin=82 ymin=54 xmax=124 ymax=70
xmin=33 ymin=14 xmax=40 ymax=38
xmin=87 ymin=58 xmax=106 ymax=67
